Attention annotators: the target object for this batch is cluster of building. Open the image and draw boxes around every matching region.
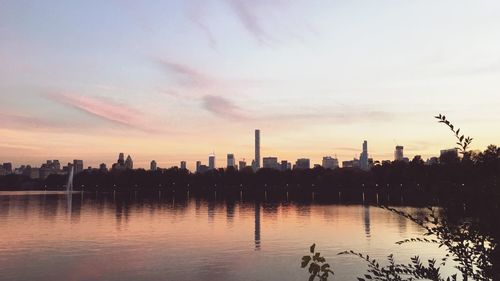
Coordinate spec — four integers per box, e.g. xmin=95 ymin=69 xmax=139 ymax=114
xmin=0 ymin=160 xmax=83 ymax=179
xmin=1 ymin=129 xmax=461 ymax=179
xmin=111 ymin=153 xmax=133 ymax=171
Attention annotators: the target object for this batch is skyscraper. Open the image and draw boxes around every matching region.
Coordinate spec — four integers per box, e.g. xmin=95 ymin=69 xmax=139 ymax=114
xmin=196 ymin=161 xmax=201 ymax=172
xmin=125 ymin=155 xmax=133 ymax=169
xmin=118 ymin=153 xmax=125 ymax=165
xmin=395 ymin=146 xmax=404 ymax=161
xmin=322 ymin=156 xmax=339 ymax=169
xmin=227 ymin=154 xmax=235 ymax=168
xmin=150 ymin=160 xmax=157 ymax=171
xmin=180 ymin=161 xmax=187 ymax=170
xmin=209 ymin=154 xmax=215 ymax=170
xmin=360 ymin=140 xmax=369 ymax=171
xmin=254 ymin=129 xmax=260 ymax=171
xmin=73 ymin=160 xmax=84 ymax=174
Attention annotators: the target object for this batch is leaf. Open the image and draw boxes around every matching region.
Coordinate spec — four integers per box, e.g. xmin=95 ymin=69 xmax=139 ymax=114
xmin=310 ymin=244 xmax=316 ymax=254
xmin=308 ymin=274 xmax=316 ymax=281
xmin=301 ymin=256 xmax=312 ymax=268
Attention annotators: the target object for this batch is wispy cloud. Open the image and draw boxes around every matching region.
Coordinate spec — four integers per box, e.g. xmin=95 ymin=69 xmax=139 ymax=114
xmin=332 ymin=147 xmax=361 ymax=152
xmin=158 ymin=59 xmax=394 ymax=125
xmin=45 ymin=93 xmax=155 ymax=132
xmin=202 ymin=95 xmax=250 ymax=120
xmin=0 ymin=113 xmax=58 ymax=130
xmin=159 ymin=59 xmax=218 ymax=88
xmin=186 ymin=1 xmax=217 ymax=49
xmin=224 ymin=0 xmax=270 ymax=43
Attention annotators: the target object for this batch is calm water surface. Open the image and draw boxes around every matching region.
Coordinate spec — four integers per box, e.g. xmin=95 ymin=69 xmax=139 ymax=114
xmin=0 ymin=191 xmax=456 ymax=281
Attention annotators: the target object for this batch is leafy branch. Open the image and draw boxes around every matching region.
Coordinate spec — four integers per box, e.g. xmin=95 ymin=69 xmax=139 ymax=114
xmin=434 ymin=114 xmax=473 ymax=155
xmin=301 ymin=244 xmax=335 ymax=281
xmin=383 ymin=206 xmax=493 ymax=281
xmin=337 ymin=250 xmax=453 ymax=281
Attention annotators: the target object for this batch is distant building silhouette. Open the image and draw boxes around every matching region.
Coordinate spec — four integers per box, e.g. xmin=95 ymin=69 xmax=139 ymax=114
xmin=2 ymin=163 xmax=12 ymax=174
xmin=254 ymin=129 xmax=260 ymax=171
xmin=118 ymin=153 xmax=125 ymax=165
xmin=197 ymin=165 xmax=209 ymax=173
xmin=295 ymin=158 xmax=310 ymax=170
xmin=426 ymin=157 xmax=439 ymax=165
xmin=440 ymin=148 xmax=459 ymax=164
xmin=150 ymin=160 xmax=157 ymax=171
xmin=125 ymin=155 xmax=133 ymax=169
xmin=196 ymin=161 xmax=201 ymax=172
xmin=263 ymin=157 xmax=279 ymax=169
xmin=360 ymin=140 xmax=369 ymax=171
xmin=322 ymin=156 xmax=339 ymax=169
xmin=112 ymin=153 xmax=128 ymax=171
xmin=281 ymin=160 xmax=291 ymax=171
xmin=394 ymin=145 xmax=404 ymax=161
xmin=73 ymin=160 xmax=84 ymax=174
xmin=342 ymin=158 xmax=360 ymax=168
xmin=180 ymin=161 xmax=187 ymax=170
xmin=99 ymin=163 xmax=107 ymax=172
xmin=239 ymin=160 xmax=247 ymax=171
xmin=227 ymin=154 xmax=235 ymax=168
xmin=39 ymin=160 xmax=62 ymax=179
xmin=208 ymin=154 xmax=215 ymax=170
xmin=440 ymin=148 xmax=458 ymax=158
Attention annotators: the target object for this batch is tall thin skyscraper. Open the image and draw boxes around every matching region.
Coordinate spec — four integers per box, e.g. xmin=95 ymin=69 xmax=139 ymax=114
xmin=254 ymin=129 xmax=260 ymax=170
xmin=360 ymin=140 xmax=369 ymax=171
xmin=209 ymin=154 xmax=215 ymax=170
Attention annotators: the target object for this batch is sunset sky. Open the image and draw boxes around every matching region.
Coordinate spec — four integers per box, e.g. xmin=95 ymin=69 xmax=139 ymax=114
xmin=1 ymin=0 xmax=499 ymax=169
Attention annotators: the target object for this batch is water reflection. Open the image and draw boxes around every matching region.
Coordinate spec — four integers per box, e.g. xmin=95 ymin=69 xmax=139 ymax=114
xmin=363 ymin=206 xmax=371 ymax=239
xmin=0 ymin=191 xmax=455 ymax=281
xmin=254 ymin=202 xmax=261 ymax=251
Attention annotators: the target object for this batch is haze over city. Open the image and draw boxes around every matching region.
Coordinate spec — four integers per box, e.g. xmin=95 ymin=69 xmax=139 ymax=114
xmin=1 ymin=1 xmax=500 ymax=169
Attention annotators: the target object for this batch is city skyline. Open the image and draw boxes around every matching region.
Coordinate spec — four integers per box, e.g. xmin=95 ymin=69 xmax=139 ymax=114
xmin=1 ymin=134 xmax=453 ymax=173
xmin=1 ymin=1 xmax=500 ymax=169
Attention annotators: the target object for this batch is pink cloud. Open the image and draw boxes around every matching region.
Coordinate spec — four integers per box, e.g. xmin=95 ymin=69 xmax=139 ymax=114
xmin=45 ymin=93 xmax=155 ymax=132
xmin=0 ymin=113 xmax=57 ymax=129
xmin=159 ymin=60 xmax=217 ymax=89
xmin=202 ymin=95 xmax=250 ymax=120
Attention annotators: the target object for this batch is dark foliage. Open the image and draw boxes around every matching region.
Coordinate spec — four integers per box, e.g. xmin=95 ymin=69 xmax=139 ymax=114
xmin=301 ymin=244 xmax=334 ymax=281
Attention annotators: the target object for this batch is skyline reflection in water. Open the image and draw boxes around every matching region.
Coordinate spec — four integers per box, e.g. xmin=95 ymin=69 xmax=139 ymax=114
xmin=0 ymin=191 xmax=457 ymax=281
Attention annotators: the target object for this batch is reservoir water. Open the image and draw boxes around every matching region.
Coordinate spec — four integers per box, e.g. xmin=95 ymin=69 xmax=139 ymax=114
xmin=0 ymin=191 xmax=456 ymax=281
